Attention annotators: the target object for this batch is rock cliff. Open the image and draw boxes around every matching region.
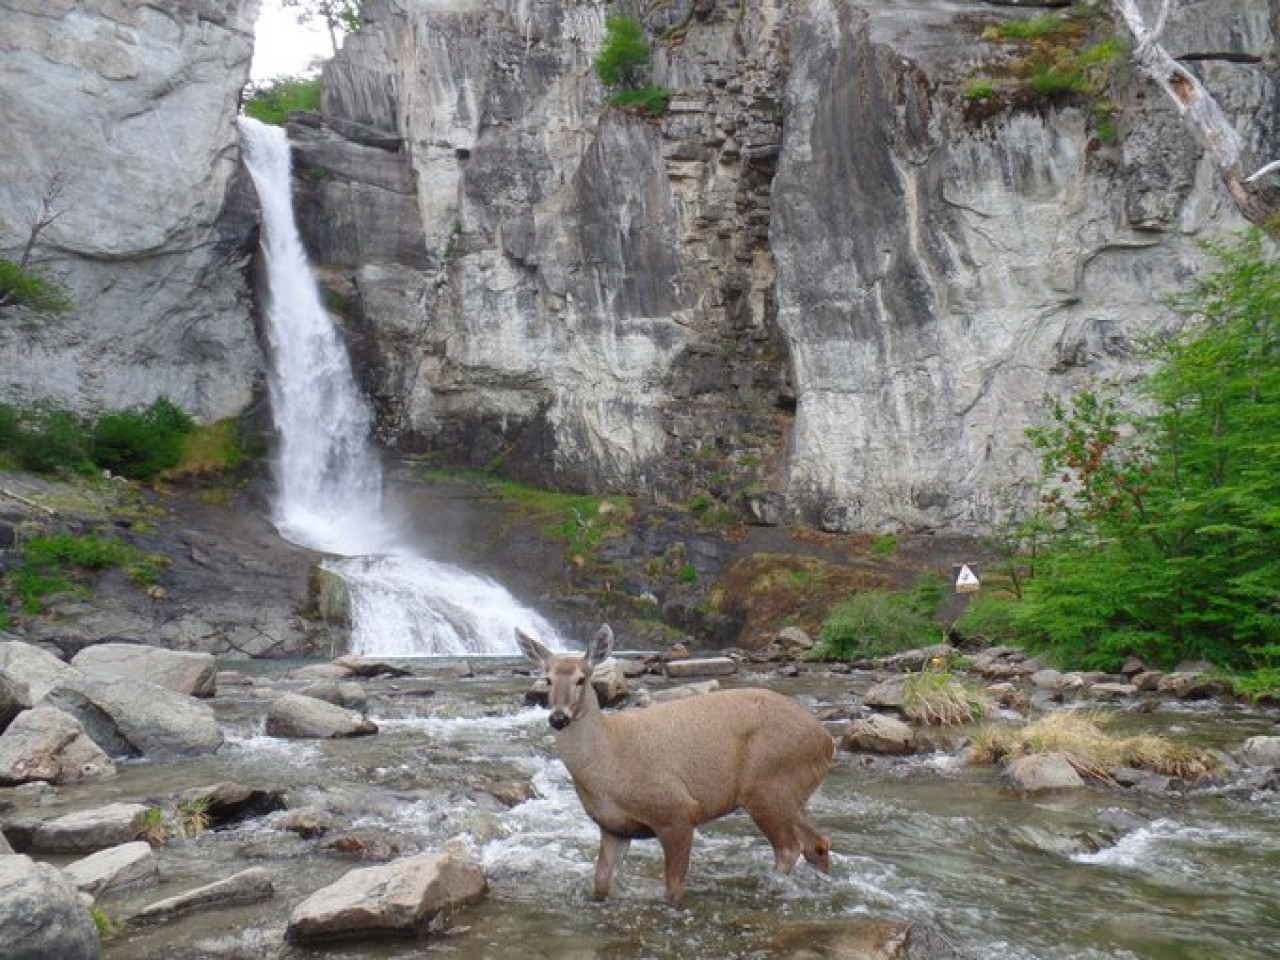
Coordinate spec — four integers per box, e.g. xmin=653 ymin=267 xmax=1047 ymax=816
xmin=301 ymin=0 xmax=1277 ymax=532
xmin=0 ymin=0 xmax=263 ymax=422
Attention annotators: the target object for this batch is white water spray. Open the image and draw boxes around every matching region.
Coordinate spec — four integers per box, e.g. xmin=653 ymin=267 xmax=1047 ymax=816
xmin=238 ymin=116 xmax=557 ymax=656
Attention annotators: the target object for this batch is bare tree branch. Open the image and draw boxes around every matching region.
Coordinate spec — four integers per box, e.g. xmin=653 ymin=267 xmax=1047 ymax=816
xmin=18 ymin=168 xmax=68 ymax=270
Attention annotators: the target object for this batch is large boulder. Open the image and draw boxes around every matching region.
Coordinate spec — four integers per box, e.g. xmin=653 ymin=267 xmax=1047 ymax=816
xmin=664 ymin=657 xmax=738 ymax=679
xmin=0 ymin=706 xmax=116 ymax=785
xmin=40 ymin=674 xmax=223 ymax=758
xmin=265 ymin=694 xmax=378 ymax=739
xmin=1237 ymin=736 xmax=1280 ymax=768
xmin=285 ymin=850 xmax=486 ymax=942
xmin=62 ymin=840 xmax=159 ymax=896
xmin=6 ymin=802 xmax=153 ymax=854
xmin=0 ymin=641 xmax=75 ymax=702
xmin=0 ymin=670 xmax=28 ymax=733
xmin=0 ymin=855 xmax=100 ymax=960
xmin=71 ymin=643 xmax=217 ymax=698
xmin=841 ymin=714 xmax=916 ymax=755
xmin=590 ymin=658 xmax=629 ymax=707
xmin=1003 ymin=754 xmax=1085 ymax=792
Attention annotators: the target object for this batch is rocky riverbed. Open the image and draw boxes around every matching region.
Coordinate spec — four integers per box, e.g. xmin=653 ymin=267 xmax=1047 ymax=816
xmin=2 ymin=635 xmax=1279 ymax=960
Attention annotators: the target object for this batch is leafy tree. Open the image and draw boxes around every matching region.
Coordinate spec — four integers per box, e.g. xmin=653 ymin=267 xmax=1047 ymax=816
xmin=91 ymin=397 xmax=194 ymax=480
xmin=595 ymin=15 xmax=652 ymax=91
xmin=280 ymin=0 xmax=362 ymax=57
xmin=243 ymin=75 xmax=323 ymax=126
xmin=1019 ymin=231 xmax=1279 ymax=669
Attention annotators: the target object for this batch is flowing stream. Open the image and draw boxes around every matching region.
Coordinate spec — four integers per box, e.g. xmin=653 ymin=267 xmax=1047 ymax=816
xmin=237 ymin=117 xmax=557 ymax=656
xmin=69 ymin=663 xmax=1280 ymax=960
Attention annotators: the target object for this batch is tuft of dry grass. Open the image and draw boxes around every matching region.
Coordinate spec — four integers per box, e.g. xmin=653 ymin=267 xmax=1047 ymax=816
xmin=901 ymin=666 xmax=993 ymax=726
xmin=968 ymin=711 xmax=1216 ymax=782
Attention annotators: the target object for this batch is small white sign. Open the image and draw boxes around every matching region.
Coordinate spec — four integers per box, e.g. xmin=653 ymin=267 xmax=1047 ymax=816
xmin=954 ymin=564 xmax=980 ymax=594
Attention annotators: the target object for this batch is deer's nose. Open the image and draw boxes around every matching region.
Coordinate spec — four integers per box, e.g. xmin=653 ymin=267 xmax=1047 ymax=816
xmin=549 ymin=710 xmax=570 ymax=730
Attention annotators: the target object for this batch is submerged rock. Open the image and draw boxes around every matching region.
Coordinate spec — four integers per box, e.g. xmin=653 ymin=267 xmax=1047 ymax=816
xmin=128 ymin=867 xmax=274 ymax=927
xmin=71 ymin=643 xmax=217 ymax=698
xmin=0 ymin=854 xmax=101 ymax=960
xmin=285 ymin=850 xmax=486 ymax=942
xmin=299 ymin=680 xmax=369 ymax=713
xmin=265 ymin=693 xmax=379 ymax=739
xmin=0 ymin=706 xmax=116 ymax=785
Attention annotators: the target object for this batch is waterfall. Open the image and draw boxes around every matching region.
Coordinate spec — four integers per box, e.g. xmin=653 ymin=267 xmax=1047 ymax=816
xmin=238 ymin=116 xmax=558 ymax=656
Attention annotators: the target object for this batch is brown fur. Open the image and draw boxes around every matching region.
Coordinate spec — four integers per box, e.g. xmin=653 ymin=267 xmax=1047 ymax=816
xmin=519 ymin=625 xmax=834 ymax=905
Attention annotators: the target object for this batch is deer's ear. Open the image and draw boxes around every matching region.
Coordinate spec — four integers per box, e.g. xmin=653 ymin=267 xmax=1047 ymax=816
xmin=516 ymin=628 xmax=554 ymax=668
xmin=585 ymin=624 xmax=614 ymax=670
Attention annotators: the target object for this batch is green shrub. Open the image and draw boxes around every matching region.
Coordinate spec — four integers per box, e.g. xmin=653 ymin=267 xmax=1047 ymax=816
xmin=815 ymin=590 xmax=942 ymax=660
xmin=5 ymin=533 xmax=165 ymax=614
xmin=595 ymin=15 xmax=652 ymax=90
xmin=6 ymin=404 xmax=94 ymax=475
xmin=606 ymin=86 xmax=672 ymax=117
xmin=243 ymin=75 xmax=322 ymax=126
xmin=91 ymin=398 xmax=193 ymax=480
xmin=996 ymin=14 xmax=1069 ymax=41
xmin=963 ymin=79 xmax=997 ymax=101
xmin=0 ymin=258 xmax=72 ymax=315
xmin=953 ymin=594 xmax=1024 ymax=645
xmin=871 ymin=534 xmax=898 ymax=556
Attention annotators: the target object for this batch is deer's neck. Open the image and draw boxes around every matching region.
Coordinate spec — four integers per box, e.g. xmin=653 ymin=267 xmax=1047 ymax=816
xmin=551 ymin=684 xmax=612 ymax=777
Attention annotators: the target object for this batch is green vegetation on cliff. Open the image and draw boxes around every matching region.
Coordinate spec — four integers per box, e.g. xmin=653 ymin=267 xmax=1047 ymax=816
xmin=243 ymin=75 xmax=322 ymax=127
xmin=594 ymin=15 xmax=671 ymax=117
xmin=989 ymin=231 xmax=1279 ymax=673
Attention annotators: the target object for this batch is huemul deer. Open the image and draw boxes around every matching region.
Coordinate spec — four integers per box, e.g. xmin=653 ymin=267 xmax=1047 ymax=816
xmin=518 ymin=624 xmax=834 ymax=905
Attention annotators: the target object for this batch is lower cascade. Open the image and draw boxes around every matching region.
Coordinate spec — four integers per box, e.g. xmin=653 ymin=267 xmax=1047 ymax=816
xmin=237 ymin=115 xmax=557 ymax=656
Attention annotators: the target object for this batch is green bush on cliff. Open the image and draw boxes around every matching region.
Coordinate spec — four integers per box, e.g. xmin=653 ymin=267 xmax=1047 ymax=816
xmin=0 ymin=257 xmax=72 ymax=316
xmin=594 ymin=15 xmax=671 ymax=117
xmin=243 ymin=75 xmax=322 ymax=127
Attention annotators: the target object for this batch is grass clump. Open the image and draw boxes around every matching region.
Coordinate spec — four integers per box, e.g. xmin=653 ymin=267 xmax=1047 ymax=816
xmin=815 ymin=587 xmax=942 ymax=660
xmin=5 ymin=533 xmax=168 ymax=614
xmin=902 ymin=666 xmax=993 ymax=725
xmin=969 ymin=711 xmax=1216 ymax=782
xmin=0 ymin=257 xmax=72 ymax=316
xmin=175 ymin=796 xmax=211 ymax=838
xmin=606 ymin=86 xmax=672 ymax=117
xmin=487 ymin=477 xmax=632 ymax=567
xmin=993 ymin=14 xmax=1071 ymax=41
xmin=137 ymin=807 xmax=169 ymax=844
xmin=963 ymin=79 xmax=998 ymax=101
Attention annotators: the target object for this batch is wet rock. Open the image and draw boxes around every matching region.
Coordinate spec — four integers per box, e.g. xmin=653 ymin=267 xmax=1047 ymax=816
xmin=1238 ymin=736 xmax=1280 ymax=768
xmin=1029 ymin=669 xmax=1064 ymax=689
xmin=1110 ymin=767 xmax=1174 ymax=794
xmin=1132 ymin=670 xmax=1164 ymax=692
xmin=1090 ymin=682 xmax=1137 ymax=700
xmin=985 ymin=682 xmax=1030 ymax=712
xmin=664 ymin=657 xmax=738 ymax=679
xmin=882 ymin=644 xmax=955 ymax=673
xmin=0 ymin=640 xmax=75 ymax=702
xmin=128 ymin=867 xmax=274 ymax=927
xmin=863 ymin=676 xmax=906 ymax=711
xmin=771 ymin=918 xmax=962 ymax=959
xmin=293 ymin=663 xmax=353 ymax=681
xmin=841 ymin=714 xmax=915 ymax=755
xmin=332 ymin=655 xmax=412 ymax=678
xmin=8 ymin=802 xmax=153 ymax=854
xmin=176 ymin=781 xmax=287 ymax=829
xmin=635 ymin=680 xmax=721 ymax=706
xmin=299 ymin=680 xmax=369 ymax=713
xmin=0 ymin=854 xmax=101 ymax=960
xmin=62 ymin=840 xmax=159 ymax=896
xmin=0 ymin=671 xmax=28 ymax=732
xmin=41 ymin=674 xmax=223 ymax=758
xmin=276 ymin=809 xmax=340 ymax=839
xmin=319 ymin=828 xmax=406 ymax=861
xmin=1157 ymin=671 xmax=1227 ymax=700
xmin=590 ymin=658 xmax=629 ymax=707
xmin=1003 ymin=753 xmax=1085 ymax=792
xmin=0 ymin=830 xmax=11 ymax=855
xmin=1121 ymin=656 xmax=1147 ymax=678
xmin=265 ymin=693 xmax=379 ymax=739
xmin=775 ymin=626 xmax=815 ymax=656
xmin=523 ymin=677 xmax=550 ymax=707
xmin=285 ymin=850 xmax=486 ymax=943
xmin=71 ymin=643 xmax=217 ymax=698
xmin=0 ymin=706 xmax=116 ymax=785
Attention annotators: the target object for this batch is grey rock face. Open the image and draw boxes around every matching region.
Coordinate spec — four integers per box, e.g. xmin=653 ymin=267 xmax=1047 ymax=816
xmin=0 ymin=706 xmax=117 ymax=785
xmin=0 ymin=0 xmax=262 ymax=421
xmin=298 ymin=0 xmax=1274 ymax=532
xmin=71 ymin=643 xmax=217 ymax=698
xmin=0 ymin=854 xmax=101 ymax=960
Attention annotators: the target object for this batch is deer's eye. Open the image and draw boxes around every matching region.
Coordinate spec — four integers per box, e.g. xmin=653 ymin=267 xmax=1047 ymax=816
xmin=575 ymin=676 xmax=587 ymax=686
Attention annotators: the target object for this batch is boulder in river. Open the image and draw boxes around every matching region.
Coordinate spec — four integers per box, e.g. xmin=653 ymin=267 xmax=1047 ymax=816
xmin=128 ymin=867 xmax=274 ymax=926
xmin=0 ymin=706 xmax=116 ymax=785
xmin=841 ymin=713 xmax=916 ymax=755
xmin=0 ymin=640 xmax=75 ymax=702
xmin=299 ymin=679 xmax=369 ymax=713
xmin=175 ymin=781 xmax=287 ymax=829
xmin=0 ymin=670 xmax=29 ymax=732
xmin=0 ymin=854 xmax=101 ymax=960
xmin=285 ymin=849 xmax=486 ymax=942
xmin=62 ymin=840 xmax=159 ymax=896
xmin=1002 ymin=753 xmax=1086 ymax=792
xmin=1238 ymin=736 xmax=1280 ymax=768
xmin=41 ymin=673 xmax=223 ymax=758
xmin=664 ymin=657 xmax=738 ymax=679
xmin=71 ymin=643 xmax=217 ymax=698
xmin=5 ymin=802 xmax=154 ymax=854
xmin=265 ymin=693 xmax=379 ymax=739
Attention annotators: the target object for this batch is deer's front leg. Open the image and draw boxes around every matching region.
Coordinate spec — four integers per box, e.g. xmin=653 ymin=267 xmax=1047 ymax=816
xmin=592 ymin=829 xmax=631 ymax=901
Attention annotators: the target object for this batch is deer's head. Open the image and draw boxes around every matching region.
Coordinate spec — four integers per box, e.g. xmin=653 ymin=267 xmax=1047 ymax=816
xmin=517 ymin=624 xmax=614 ymax=730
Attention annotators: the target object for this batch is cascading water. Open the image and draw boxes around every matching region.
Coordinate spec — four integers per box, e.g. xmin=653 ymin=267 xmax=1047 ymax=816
xmin=238 ymin=116 xmax=558 ymax=656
